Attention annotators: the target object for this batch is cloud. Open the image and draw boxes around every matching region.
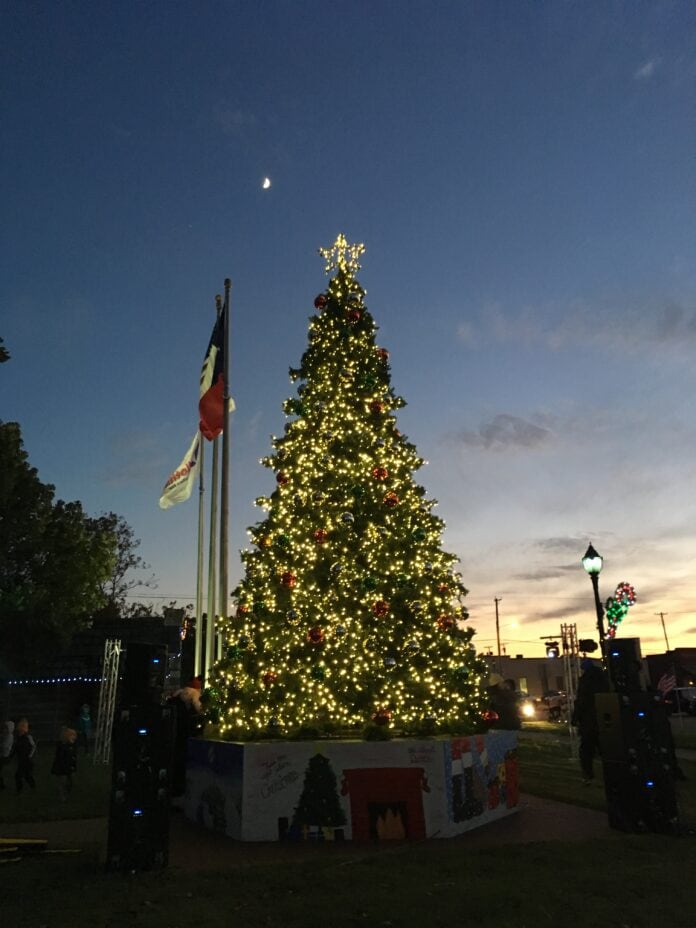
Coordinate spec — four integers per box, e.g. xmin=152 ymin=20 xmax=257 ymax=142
xmin=634 ymin=58 xmax=660 ymax=80
xmin=534 ymin=535 xmax=593 ymax=553
xmin=456 ymin=321 xmax=477 ymax=346
xmin=213 ymin=103 xmax=257 ymax=137
xmin=458 ymin=299 xmax=696 ymax=357
xmin=514 ymin=563 xmax=578 ymax=581
xmin=450 ymin=414 xmax=553 ymax=451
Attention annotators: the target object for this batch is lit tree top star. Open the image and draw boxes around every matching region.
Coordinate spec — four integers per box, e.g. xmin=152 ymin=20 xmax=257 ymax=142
xmin=318 ymin=233 xmax=365 ymax=276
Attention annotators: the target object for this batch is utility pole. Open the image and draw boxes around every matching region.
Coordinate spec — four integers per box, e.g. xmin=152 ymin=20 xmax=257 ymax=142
xmin=494 ymin=597 xmax=502 ymax=673
xmin=655 ymin=612 xmax=670 ymax=651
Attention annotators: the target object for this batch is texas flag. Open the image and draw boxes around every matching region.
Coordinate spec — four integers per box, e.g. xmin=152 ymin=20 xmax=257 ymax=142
xmin=199 ymin=309 xmax=226 ymax=440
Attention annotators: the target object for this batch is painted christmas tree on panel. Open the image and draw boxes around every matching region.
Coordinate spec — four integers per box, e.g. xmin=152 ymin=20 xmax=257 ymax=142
xmin=205 ymin=236 xmax=487 ymax=739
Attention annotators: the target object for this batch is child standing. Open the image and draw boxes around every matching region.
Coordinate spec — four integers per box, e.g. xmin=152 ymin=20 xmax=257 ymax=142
xmin=51 ymin=727 xmax=78 ymax=801
xmin=76 ymin=704 xmax=92 ymax=754
xmin=0 ymin=720 xmax=14 ymax=789
xmin=14 ymin=718 xmax=37 ymax=793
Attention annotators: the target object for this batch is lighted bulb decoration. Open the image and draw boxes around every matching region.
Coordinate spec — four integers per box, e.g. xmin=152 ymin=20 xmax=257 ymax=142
xmin=204 ymin=235 xmax=486 ymax=739
xmin=606 ymin=581 xmax=638 ymax=638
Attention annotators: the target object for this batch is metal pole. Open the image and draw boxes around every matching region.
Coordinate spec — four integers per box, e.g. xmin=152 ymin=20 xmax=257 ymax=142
xmin=194 ymin=436 xmax=205 ymax=678
xmin=494 ymin=597 xmax=502 ymax=673
xmin=219 ymin=279 xmax=231 ymax=659
xmin=205 ymin=437 xmax=219 ymax=681
xmin=656 ymin=612 xmax=671 ymax=651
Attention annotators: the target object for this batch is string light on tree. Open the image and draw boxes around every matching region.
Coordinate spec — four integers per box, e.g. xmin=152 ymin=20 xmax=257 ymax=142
xmin=204 ymin=235 xmax=487 ymax=739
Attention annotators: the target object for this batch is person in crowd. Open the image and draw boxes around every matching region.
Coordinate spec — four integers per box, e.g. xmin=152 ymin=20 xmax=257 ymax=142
xmin=76 ymin=704 xmax=92 ymax=754
xmin=51 ymin=727 xmax=78 ymax=801
xmin=0 ymin=720 xmax=15 ymax=789
xmin=167 ymin=678 xmax=204 ymax=801
xmin=14 ymin=717 xmax=37 ymax=793
xmin=571 ymin=658 xmax=609 ymax=784
xmin=487 ymin=673 xmax=521 ymax=730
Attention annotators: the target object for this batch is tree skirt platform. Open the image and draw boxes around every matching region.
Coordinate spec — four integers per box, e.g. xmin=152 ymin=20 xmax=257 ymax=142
xmin=184 ymin=731 xmax=518 ymax=842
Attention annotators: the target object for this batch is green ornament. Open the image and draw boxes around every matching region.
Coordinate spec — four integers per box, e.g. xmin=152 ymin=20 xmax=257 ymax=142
xmin=362 ymin=576 xmax=378 ymax=591
xmin=311 ymin=665 xmax=326 ymax=681
xmin=451 ymin=666 xmax=469 ymax=682
xmin=253 ymin=601 xmax=268 ymax=616
xmin=394 ymin=573 xmax=410 ymax=588
xmin=275 ymin=534 xmax=290 ymax=548
xmin=350 ymin=484 xmax=365 ymax=498
xmin=226 ymin=645 xmax=243 ymax=660
xmin=412 ymin=528 xmax=427 ymax=542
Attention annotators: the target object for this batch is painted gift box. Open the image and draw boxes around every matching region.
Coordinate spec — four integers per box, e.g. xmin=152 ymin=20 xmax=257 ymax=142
xmin=185 ymin=730 xmax=518 ymax=842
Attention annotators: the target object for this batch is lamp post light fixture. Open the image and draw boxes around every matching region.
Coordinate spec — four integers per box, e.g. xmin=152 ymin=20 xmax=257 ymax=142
xmin=582 ymin=543 xmax=607 ymax=646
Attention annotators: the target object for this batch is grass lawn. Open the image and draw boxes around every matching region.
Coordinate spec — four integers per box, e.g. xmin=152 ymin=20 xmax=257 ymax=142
xmin=3 ymin=739 xmax=696 ymax=927
xmin=521 ymin=718 xmax=696 ymax=751
xmin=4 ymin=832 xmax=696 ymax=928
xmin=0 ymin=747 xmax=111 ymax=823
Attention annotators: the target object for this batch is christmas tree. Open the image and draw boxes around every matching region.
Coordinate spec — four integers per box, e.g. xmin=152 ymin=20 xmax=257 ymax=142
xmin=206 ymin=235 xmax=487 ymax=739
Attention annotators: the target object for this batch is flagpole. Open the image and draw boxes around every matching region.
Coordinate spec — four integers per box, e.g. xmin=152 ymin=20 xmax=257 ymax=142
xmin=205 ymin=435 xmax=219 ymax=681
xmin=194 ymin=435 xmax=205 ymax=678
xmin=219 ymin=278 xmax=231 ymax=653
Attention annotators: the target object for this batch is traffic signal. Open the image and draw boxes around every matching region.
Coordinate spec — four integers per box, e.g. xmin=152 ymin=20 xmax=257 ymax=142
xmin=545 ymin=641 xmax=560 ymax=658
xmin=579 ymin=639 xmax=598 ymax=653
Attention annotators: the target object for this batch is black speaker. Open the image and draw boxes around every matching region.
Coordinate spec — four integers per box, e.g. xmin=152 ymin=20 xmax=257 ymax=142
xmin=121 ymin=642 xmax=167 ymax=706
xmin=596 ymin=692 xmax=679 ymax=833
xmin=106 ymin=704 xmax=175 ymax=871
xmin=606 ymin=637 xmax=646 ymax=695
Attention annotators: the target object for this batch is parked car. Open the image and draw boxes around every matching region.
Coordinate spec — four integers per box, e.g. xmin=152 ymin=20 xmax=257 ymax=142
xmin=663 ymin=687 xmax=696 ymax=716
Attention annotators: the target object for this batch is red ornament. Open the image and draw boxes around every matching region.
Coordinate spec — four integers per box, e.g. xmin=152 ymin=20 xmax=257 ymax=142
xmin=314 ymin=294 xmax=328 ymax=309
xmin=376 ymin=348 xmax=390 ymax=362
xmin=437 ymin=583 xmax=449 ymax=594
xmin=437 ymin=614 xmax=455 ymax=631
xmin=372 ymin=466 xmax=389 ymax=481
xmin=383 ymin=491 xmax=399 ymax=507
xmin=347 ymin=309 xmax=361 ymax=323
xmin=236 ymin=604 xmax=250 ymax=617
xmin=307 ymin=626 xmax=326 ymax=645
xmin=313 ymin=529 xmax=329 ymax=544
xmin=369 ymin=401 xmax=384 ymax=414
xmin=280 ymin=571 xmax=296 ymax=588
xmin=372 ymin=708 xmax=392 ymax=726
xmin=276 ymin=472 xmax=289 ymax=486
xmin=372 ymin=600 xmax=390 ymax=617
xmin=261 ymin=671 xmax=278 ymax=687
xmin=482 ymin=710 xmax=499 ymax=723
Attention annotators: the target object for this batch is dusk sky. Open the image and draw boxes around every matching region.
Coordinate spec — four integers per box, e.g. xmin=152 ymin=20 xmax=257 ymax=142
xmin=3 ymin=2 xmax=695 ymax=658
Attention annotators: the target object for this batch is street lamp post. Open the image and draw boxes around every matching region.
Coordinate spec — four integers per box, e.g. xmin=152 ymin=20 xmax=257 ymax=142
xmin=582 ymin=543 xmax=607 ymax=647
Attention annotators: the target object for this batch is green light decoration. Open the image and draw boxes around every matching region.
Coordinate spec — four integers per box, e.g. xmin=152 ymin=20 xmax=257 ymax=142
xmin=206 ymin=235 xmax=487 ymax=740
xmin=606 ymin=581 xmax=637 ymax=638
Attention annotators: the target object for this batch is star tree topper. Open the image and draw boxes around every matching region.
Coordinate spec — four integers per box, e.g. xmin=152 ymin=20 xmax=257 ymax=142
xmin=318 ymin=233 xmax=365 ymax=276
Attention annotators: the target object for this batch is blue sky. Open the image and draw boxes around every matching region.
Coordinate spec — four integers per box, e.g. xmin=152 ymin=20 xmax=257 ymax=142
xmin=3 ymin=1 xmax=695 ymax=657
